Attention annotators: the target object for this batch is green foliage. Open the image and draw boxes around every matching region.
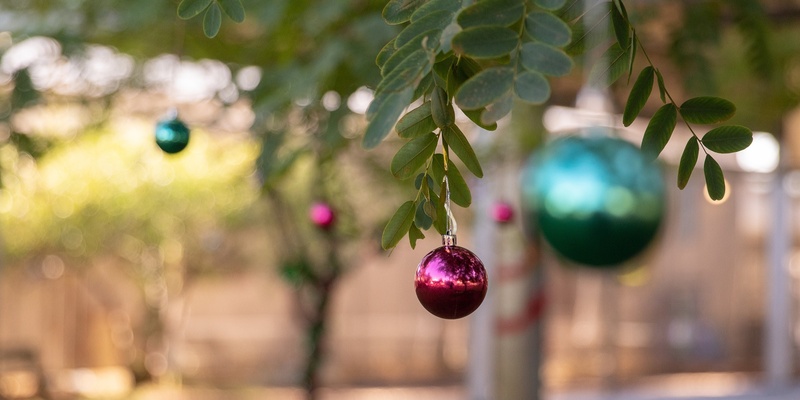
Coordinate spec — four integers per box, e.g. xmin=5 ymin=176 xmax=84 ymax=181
xmin=178 ymin=0 xmax=245 ymax=38
xmin=0 ymin=124 xmax=258 ymax=260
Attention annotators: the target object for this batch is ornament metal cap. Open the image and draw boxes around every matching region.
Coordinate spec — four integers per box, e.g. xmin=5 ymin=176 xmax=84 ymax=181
xmin=442 ymin=233 xmax=457 ymax=246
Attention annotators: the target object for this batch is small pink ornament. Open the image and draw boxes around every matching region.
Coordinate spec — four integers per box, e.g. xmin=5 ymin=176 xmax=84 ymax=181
xmin=492 ymin=201 xmax=514 ymax=224
xmin=415 ymin=234 xmax=488 ymax=319
xmin=309 ymin=202 xmax=335 ymax=229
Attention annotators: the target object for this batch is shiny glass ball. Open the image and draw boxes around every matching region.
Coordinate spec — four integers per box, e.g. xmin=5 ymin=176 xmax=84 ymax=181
xmin=492 ymin=201 xmax=515 ymax=224
xmin=521 ymin=132 xmax=666 ymax=267
xmin=415 ymin=245 xmax=488 ymax=319
xmin=309 ymin=202 xmax=335 ymax=229
xmin=155 ymin=118 xmax=190 ymax=154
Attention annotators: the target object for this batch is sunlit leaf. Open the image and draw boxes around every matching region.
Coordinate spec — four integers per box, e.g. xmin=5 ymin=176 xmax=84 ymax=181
xmin=680 ymin=96 xmax=736 ymax=124
xmin=701 ymin=125 xmax=753 ymax=153
xmin=458 ymin=0 xmax=525 ymax=28
xmin=383 ymin=0 xmax=426 ymax=25
xmin=454 ymin=66 xmax=514 ymax=110
xmin=587 ymin=42 xmax=630 ymax=86
xmin=677 ymin=137 xmax=699 ymax=190
xmin=218 ymin=0 xmax=245 ymax=22
xmin=519 ymin=42 xmax=573 ymax=76
xmin=525 ymin=11 xmax=572 ymax=47
xmin=641 ymin=103 xmax=677 ymax=160
xmin=178 ymin=0 xmax=213 ymax=19
xmin=452 ymin=26 xmax=518 ymax=59
xmin=203 ymin=3 xmax=223 ymax=38
xmin=390 ymin=132 xmax=438 ymax=179
xmin=442 ymin=125 xmax=483 ymax=178
xmin=397 ymin=101 xmax=437 ymax=138
xmin=623 ymin=66 xmax=654 ymax=126
xmin=514 ymin=70 xmax=551 ymax=104
xmin=382 ymin=200 xmax=416 ymax=249
xmin=431 ymin=86 xmax=455 ymax=128
xmin=703 ymin=155 xmax=726 ymax=201
xmin=363 ymin=87 xmax=414 ymax=148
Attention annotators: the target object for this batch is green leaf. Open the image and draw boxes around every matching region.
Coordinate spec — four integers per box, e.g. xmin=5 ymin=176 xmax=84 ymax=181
xmin=431 ymin=189 xmax=448 ymax=234
xmin=536 ymin=0 xmax=567 ymax=11
xmin=463 ymin=108 xmax=499 ymax=130
xmin=480 ymin=92 xmax=514 ymax=125
xmin=391 ymin=132 xmax=438 ymax=179
xmin=525 ymin=11 xmax=572 ymax=48
xmin=376 ymin=39 xmax=397 ymax=68
xmin=519 ymin=43 xmax=573 ymax=77
xmin=655 ymin=69 xmax=667 ymax=103
xmin=677 ymin=137 xmax=699 ymax=190
xmin=383 ymin=0 xmax=426 ymax=25
xmin=627 ymin=31 xmax=637 ymax=82
xmin=218 ymin=0 xmax=245 ymax=22
xmin=431 ymin=153 xmax=446 ymax=184
xmin=454 ymin=67 xmax=514 ymax=110
xmin=623 ymin=66 xmax=654 ymax=126
xmin=397 ymin=101 xmax=437 ymax=138
xmin=443 ymin=125 xmax=483 ymax=178
xmin=458 ymin=0 xmax=525 ymax=29
xmin=375 ymin=49 xmax=432 ymax=94
xmin=431 ymin=86 xmax=455 ymax=128
xmin=701 ymin=125 xmax=753 ymax=153
xmin=452 ymin=26 xmax=519 ymax=59
xmin=408 ymin=223 xmax=426 ymax=249
xmin=703 ymin=155 xmax=726 ymax=201
xmin=587 ymin=42 xmax=630 ymax=86
xmin=382 ymin=32 xmax=438 ymax=77
xmin=641 ymin=103 xmax=677 ymax=160
xmin=610 ymin=0 xmax=629 ymax=49
xmin=203 ymin=3 xmax=223 ymax=38
xmin=415 ymin=201 xmax=433 ymax=230
xmin=178 ymin=0 xmax=213 ymax=19
xmin=382 ymin=201 xmax=417 ymax=249
xmin=446 ymin=162 xmax=472 ymax=207
xmin=411 ymin=0 xmax=461 ymax=22
xmin=363 ymin=87 xmax=414 ymax=148
xmin=514 ymin=70 xmax=551 ymax=104
xmin=396 ymin=10 xmax=452 ymax=48
xmin=679 ymin=97 xmax=736 ymax=124
xmin=565 ymin=1 xmax=612 ymax=55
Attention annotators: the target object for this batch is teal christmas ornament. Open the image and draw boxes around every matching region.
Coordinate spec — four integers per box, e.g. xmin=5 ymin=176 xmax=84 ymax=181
xmin=155 ymin=117 xmax=190 ymax=154
xmin=521 ymin=131 xmax=666 ymax=267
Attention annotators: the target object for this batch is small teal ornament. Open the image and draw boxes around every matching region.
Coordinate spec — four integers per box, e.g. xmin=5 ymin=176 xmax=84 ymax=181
xmin=521 ymin=130 xmax=666 ymax=267
xmin=155 ymin=117 xmax=190 ymax=154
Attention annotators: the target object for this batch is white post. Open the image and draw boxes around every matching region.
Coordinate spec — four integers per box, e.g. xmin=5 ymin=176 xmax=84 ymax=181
xmin=766 ymin=160 xmax=793 ymax=387
xmin=468 ymin=170 xmax=495 ymax=400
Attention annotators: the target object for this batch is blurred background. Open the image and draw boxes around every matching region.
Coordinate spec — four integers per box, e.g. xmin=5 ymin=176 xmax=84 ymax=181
xmin=2 ymin=0 xmax=800 ymax=399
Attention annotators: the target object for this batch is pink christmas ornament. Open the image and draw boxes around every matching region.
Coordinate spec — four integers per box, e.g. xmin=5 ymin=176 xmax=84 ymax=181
xmin=415 ymin=235 xmax=488 ymax=319
xmin=492 ymin=201 xmax=514 ymax=224
xmin=309 ymin=202 xmax=335 ymax=229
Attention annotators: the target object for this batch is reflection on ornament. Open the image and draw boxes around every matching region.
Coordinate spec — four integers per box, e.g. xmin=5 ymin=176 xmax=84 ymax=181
xmin=492 ymin=201 xmax=514 ymax=224
xmin=309 ymin=202 xmax=335 ymax=230
xmin=415 ymin=234 xmax=487 ymax=319
xmin=521 ymin=131 xmax=666 ymax=267
xmin=155 ymin=118 xmax=190 ymax=154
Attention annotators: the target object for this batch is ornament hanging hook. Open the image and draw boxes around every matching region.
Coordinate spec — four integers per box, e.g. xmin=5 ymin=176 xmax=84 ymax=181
xmin=442 ymin=146 xmax=457 ymax=246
